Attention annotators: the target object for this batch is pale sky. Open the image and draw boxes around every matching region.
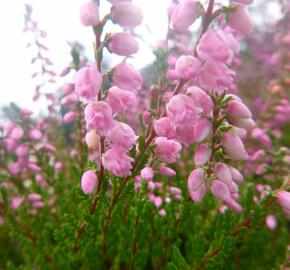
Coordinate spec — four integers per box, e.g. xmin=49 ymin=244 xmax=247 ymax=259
xmin=0 ymin=0 xmax=282 ymax=115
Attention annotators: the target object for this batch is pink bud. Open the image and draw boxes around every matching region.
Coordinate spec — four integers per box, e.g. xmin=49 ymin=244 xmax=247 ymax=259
xmin=194 ymin=144 xmax=211 ymax=166
xmin=228 ymin=166 xmax=244 ymax=183
xmin=154 ymin=117 xmax=176 ymax=139
xmin=171 ymin=0 xmax=201 ymax=31
xmin=266 ymin=215 xmax=277 ymax=230
xmin=79 ymin=2 xmax=99 ymax=27
xmin=155 ymin=137 xmax=182 ymax=163
xmin=188 ymin=168 xmax=205 ymax=191
xmin=222 ymin=132 xmax=248 ymax=160
xmin=108 ymin=32 xmax=139 ymax=56
xmin=159 ymin=166 xmax=176 ymax=177
xmin=226 ymin=100 xmax=252 ymax=119
xmin=85 ymin=130 xmax=99 ymax=149
xmin=169 ymin=187 xmax=182 ymax=195
xmin=27 ymin=193 xmax=42 ymax=201
xmin=15 ymin=144 xmax=29 ymax=157
xmin=75 ymin=65 xmax=102 ymax=100
xmin=106 ymin=86 xmax=137 ymax=113
xmin=175 ymin=55 xmax=201 ymax=80
xmin=187 ymin=87 xmax=213 ymax=116
xmin=189 ymin=184 xmax=206 ymax=202
xmin=113 ymin=63 xmax=143 ymax=90
xmin=232 ymin=118 xmax=256 ymax=130
xmin=228 ymin=5 xmax=253 ymax=36
xmin=225 ymin=197 xmax=243 ymax=212
xmin=277 ymin=191 xmax=290 ymax=211
xmin=211 ymin=180 xmax=230 ymax=201
xmin=10 ymin=127 xmax=24 ymax=140
xmin=20 ymin=108 xmax=33 ymax=117
xmin=10 ymin=197 xmax=24 ymax=209
xmin=194 ymin=119 xmax=212 ymax=143
xmin=166 ymin=94 xmax=198 ymax=127
xmin=102 ymin=148 xmax=134 ymax=177
xmin=111 ymin=3 xmax=143 ymax=28
xmin=154 ymin=196 xmax=163 ymax=208
xmin=62 ymin=83 xmax=74 ymax=95
xmin=84 ymin=101 xmax=114 ymax=135
xmin=214 ymin=163 xmax=232 ymax=185
xmin=159 ymin=209 xmax=167 ymax=217
xmin=81 ymin=170 xmax=98 ymax=195
xmin=54 ymin=162 xmax=62 ymax=171
xmin=63 ymin=111 xmax=76 ymax=123
xmin=108 ymin=122 xmax=136 ymax=150
xmin=140 ymin=166 xmax=154 ymax=181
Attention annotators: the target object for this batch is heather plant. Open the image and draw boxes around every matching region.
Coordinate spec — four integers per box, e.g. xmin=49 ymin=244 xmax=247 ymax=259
xmin=0 ymin=0 xmax=289 ymax=269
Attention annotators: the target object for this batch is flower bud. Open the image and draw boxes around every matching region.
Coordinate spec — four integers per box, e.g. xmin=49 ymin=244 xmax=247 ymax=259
xmin=214 ymin=163 xmax=232 ymax=185
xmin=211 ymin=180 xmax=230 ymax=201
xmin=277 ymin=191 xmax=290 ymax=211
xmin=140 ymin=167 xmax=154 ymax=181
xmin=226 ymin=100 xmax=252 ymax=120
xmin=111 ymin=3 xmax=143 ymax=28
xmin=194 ymin=144 xmax=211 ymax=166
xmin=187 ymin=87 xmax=213 ymax=116
xmin=27 ymin=193 xmax=42 ymax=201
xmin=63 ymin=111 xmax=76 ymax=123
xmin=85 ymin=130 xmax=99 ymax=149
xmin=108 ymin=32 xmax=139 ymax=56
xmin=228 ymin=5 xmax=253 ymax=36
xmin=159 ymin=166 xmax=176 ymax=177
xmin=225 ymin=197 xmax=243 ymax=212
xmin=228 ymin=166 xmax=244 ymax=183
xmin=79 ymin=2 xmax=99 ymax=27
xmin=113 ymin=63 xmax=143 ymax=90
xmin=222 ymin=132 xmax=248 ymax=160
xmin=75 ymin=65 xmax=102 ymax=100
xmin=81 ymin=170 xmax=98 ymax=195
xmin=188 ymin=168 xmax=205 ymax=191
xmin=194 ymin=119 xmax=212 ymax=143
xmin=189 ymin=184 xmax=206 ymax=202
xmin=171 ymin=0 xmax=201 ymax=31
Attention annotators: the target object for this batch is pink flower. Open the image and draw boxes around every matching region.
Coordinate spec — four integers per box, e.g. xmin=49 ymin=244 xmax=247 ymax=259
xmin=106 ymin=86 xmax=137 ymax=113
xmin=111 ymin=3 xmax=143 ymax=28
xmin=140 ymin=167 xmax=154 ymax=181
xmin=194 ymin=119 xmax=212 ymax=143
xmin=81 ymin=170 xmax=98 ymax=195
xmin=159 ymin=166 xmax=176 ymax=177
xmin=108 ymin=32 xmax=139 ymax=56
xmin=108 ymin=122 xmax=136 ymax=150
xmin=62 ymin=83 xmax=74 ymax=95
xmin=113 ymin=63 xmax=143 ymax=90
xmin=226 ymin=197 xmax=243 ymax=212
xmin=75 ymin=65 xmax=102 ymax=100
xmin=222 ymin=132 xmax=248 ymax=160
xmin=188 ymin=168 xmax=205 ymax=191
xmin=197 ymin=30 xmax=235 ymax=64
xmin=155 ymin=137 xmax=182 ymax=163
xmin=175 ymin=124 xmax=195 ymax=145
xmin=189 ymin=184 xmax=206 ymax=202
xmin=228 ymin=5 xmax=253 ymax=36
xmin=79 ymin=2 xmax=99 ymax=27
xmin=154 ymin=117 xmax=176 ymax=139
xmin=194 ymin=144 xmax=212 ymax=166
xmin=199 ymin=60 xmax=235 ymax=93
xmin=63 ymin=111 xmax=76 ymax=123
xmin=171 ymin=0 xmax=201 ymax=31
xmin=166 ymin=94 xmax=198 ymax=127
xmin=102 ymin=148 xmax=134 ymax=177
xmin=226 ymin=99 xmax=252 ymax=120
xmin=187 ymin=87 xmax=213 ymax=116
xmin=211 ymin=180 xmax=230 ymax=201
xmin=10 ymin=197 xmax=24 ymax=210
xmin=15 ymin=144 xmax=29 ymax=157
xmin=10 ymin=127 xmax=24 ymax=140
xmin=84 ymin=101 xmax=114 ymax=135
xmin=175 ymin=55 xmax=201 ymax=80
xmin=29 ymin=129 xmax=42 ymax=141
xmin=214 ymin=163 xmax=232 ymax=185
